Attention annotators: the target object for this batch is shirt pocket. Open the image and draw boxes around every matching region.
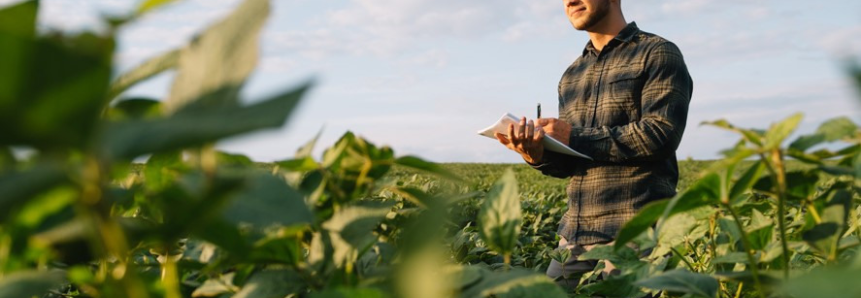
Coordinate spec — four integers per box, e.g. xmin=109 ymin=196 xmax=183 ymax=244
xmin=599 ymin=67 xmax=644 ymax=125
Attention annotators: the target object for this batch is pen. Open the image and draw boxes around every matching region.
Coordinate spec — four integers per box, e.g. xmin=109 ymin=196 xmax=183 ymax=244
xmin=537 ymin=103 xmax=541 ymax=119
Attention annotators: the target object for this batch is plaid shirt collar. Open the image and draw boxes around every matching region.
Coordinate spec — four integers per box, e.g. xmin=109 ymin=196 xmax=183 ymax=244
xmin=582 ymin=22 xmax=640 ymax=57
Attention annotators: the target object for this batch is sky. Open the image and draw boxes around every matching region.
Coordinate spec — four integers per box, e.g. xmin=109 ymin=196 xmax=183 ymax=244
xmin=4 ymin=0 xmax=861 ymax=163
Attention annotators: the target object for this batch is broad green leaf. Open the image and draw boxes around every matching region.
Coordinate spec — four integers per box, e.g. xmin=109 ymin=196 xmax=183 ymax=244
xmin=165 ymin=0 xmax=269 ymax=113
xmin=136 ymin=0 xmax=178 ymax=15
xmin=0 ymin=1 xmax=37 ymax=37
xmin=458 ymin=268 xmax=567 ymax=298
xmin=391 ymin=186 xmax=440 ymax=209
xmin=0 ymin=146 xmax=14 ymax=169
xmin=223 ymin=173 xmax=312 ymax=228
xmin=194 ymin=218 xmax=251 ymax=258
xmin=249 ymin=231 xmax=304 ymax=265
xmin=276 ymin=156 xmax=319 ymax=172
xmin=107 ymin=98 xmax=162 ymax=120
xmin=0 ymin=31 xmax=113 ymax=149
xmin=654 ymin=213 xmax=697 ymax=257
xmin=782 ymin=267 xmax=861 ymax=298
xmin=101 ymin=82 xmax=311 ymax=160
xmin=711 ymin=252 xmax=750 ymax=264
xmin=728 ymin=160 xmax=765 ymax=204
xmin=108 ymin=49 xmax=179 ymax=99
xmin=702 ymin=119 xmax=764 ymax=147
xmin=746 ymin=209 xmax=774 ymax=251
xmin=322 ymin=201 xmax=394 ymax=268
xmin=753 ymin=170 xmax=819 ymax=200
xmin=0 ymin=270 xmax=66 ymax=298
xmin=478 ymin=169 xmax=521 ymax=257
xmin=216 ymin=151 xmax=254 ymax=167
xmin=803 ymin=190 xmax=851 ymax=259
xmin=579 ymin=245 xmax=642 ymax=269
xmin=763 ymin=113 xmax=803 ymax=149
xmin=309 ymin=288 xmax=386 ymax=298
xmin=584 ymin=275 xmax=644 ymax=298
xmin=296 ymin=128 xmax=323 ymax=158
xmin=0 ymin=163 xmax=67 ymax=222
xmin=231 ymin=269 xmax=303 ymax=298
xmin=790 ymin=117 xmax=858 ymax=151
xmin=615 ymin=199 xmax=668 ymax=249
xmin=0 ymin=0 xmax=37 ymax=108
xmin=635 ymin=269 xmax=718 ymax=298
xmin=144 ymin=151 xmax=184 ymax=192
xmin=192 ymin=273 xmax=237 ymax=297
xmin=395 ymin=155 xmax=460 ymax=181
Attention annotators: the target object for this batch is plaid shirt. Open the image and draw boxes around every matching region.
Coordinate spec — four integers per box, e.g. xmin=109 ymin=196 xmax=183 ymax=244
xmin=531 ymin=22 xmax=693 ymax=246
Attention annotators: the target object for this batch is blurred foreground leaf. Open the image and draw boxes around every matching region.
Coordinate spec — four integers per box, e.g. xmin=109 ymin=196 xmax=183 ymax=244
xmin=478 ymin=169 xmax=521 ymax=263
xmin=0 ymin=270 xmax=66 ymax=298
xmin=635 ymin=269 xmax=718 ymax=298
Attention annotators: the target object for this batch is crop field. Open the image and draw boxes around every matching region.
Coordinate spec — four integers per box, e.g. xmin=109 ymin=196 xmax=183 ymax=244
xmin=1 ymin=0 xmax=860 ymax=297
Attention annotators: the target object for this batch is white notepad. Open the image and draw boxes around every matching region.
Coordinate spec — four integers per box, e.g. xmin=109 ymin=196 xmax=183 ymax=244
xmin=478 ymin=113 xmax=592 ymax=160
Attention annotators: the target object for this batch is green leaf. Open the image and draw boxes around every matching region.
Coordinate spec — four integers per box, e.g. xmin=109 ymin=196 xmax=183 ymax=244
xmin=136 ymin=0 xmax=178 ymax=15
xmin=702 ymin=119 xmax=764 ymax=147
xmin=635 ymin=269 xmax=718 ymax=298
xmin=0 ymin=1 xmax=37 ymax=37
xmin=763 ymin=113 xmax=803 ymax=149
xmin=728 ymin=161 xmax=765 ymax=204
xmin=309 ymin=288 xmax=386 ymax=298
xmin=790 ymin=117 xmax=858 ymax=151
xmin=617 ymin=173 xmax=720 ymax=249
xmin=249 ymin=230 xmax=304 ymax=265
xmin=223 ymin=173 xmax=313 ymax=228
xmin=0 ymin=163 xmax=67 ymax=222
xmin=0 ymin=270 xmax=66 ymax=298
xmin=0 ymin=31 xmax=114 ymax=149
xmin=579 ymin=245 xmax=642 ymax=269
xmin=391 ymin=187 xmax=442 ymax=209
xmin=295 ymin=128 xmax=323 ymax=158
xmin=231 ymin=269 xmax=303 ymax=298
xmin=107 ymin=98 xmax=162 ymax=120
xmin=458 ymin=268 xmax=567 ymax=298
xmin=803 ymin=190 xmax=851 ymax=259
xmin=108 ymin=49 xmax=179 ymax=99
xmin=322 ymin=201 xmax=394 ymax=268
xmin=394 ymin=156 xmax=460 ymax=181
xmin=192 ymin=273 xmax=236 ymax=297
xmin=165 ymin=0 xmax=269 ymax=113
xmin=753 ymin=170 xmax=819 ymax=200
xmin=615 ymin=200 xmax=667 ymax=249
xmin=478 ymin=168 xmax=522 ymax=257
xmin=216 ymin=151 xmax=254 ymax=167
xmin=782 ymin=267 xmax=861 ymax=298
xmin=0 ymin=146 xmax=14 ymax=169
xmin=101 ymin=82 xmax=311 ymax=160
xmin=144 ymin=151 xmax=184 ymax=192
xmin=194 ymin=218 xmax=251 ymax=256
xmin=275 ymin=156 xmax=319 ymax=172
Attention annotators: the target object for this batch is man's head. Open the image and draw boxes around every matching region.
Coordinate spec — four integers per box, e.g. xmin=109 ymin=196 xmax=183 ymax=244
xmin=564 ymin=0 xmax=621 ymax=31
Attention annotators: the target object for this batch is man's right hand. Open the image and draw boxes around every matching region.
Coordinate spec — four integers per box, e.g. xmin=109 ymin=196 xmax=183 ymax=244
xmin=495 ymin=117 xmax=545 ymax=164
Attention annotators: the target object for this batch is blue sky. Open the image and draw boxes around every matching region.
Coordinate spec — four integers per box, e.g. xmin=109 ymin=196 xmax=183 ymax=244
xmin=6 ymin=0 xmax=861 ymax=163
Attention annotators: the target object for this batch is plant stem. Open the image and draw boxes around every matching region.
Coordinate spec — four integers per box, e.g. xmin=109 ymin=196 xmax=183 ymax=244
xmin=162 ymin=247 xmax=182 ymax=298
xmin=769 ymin=150 xmax=791 ymax=280
xmin=734 ymin=282 xmax=744 ymax=298
xmin=671 ymin=247 xmax=695 ymax=272
xmin=724 ymin=203 xmax=765 ymax=298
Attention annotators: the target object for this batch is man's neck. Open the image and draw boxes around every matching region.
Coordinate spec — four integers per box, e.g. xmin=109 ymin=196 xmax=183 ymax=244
xmin=586 ymin=14 xmax=628 ymax=52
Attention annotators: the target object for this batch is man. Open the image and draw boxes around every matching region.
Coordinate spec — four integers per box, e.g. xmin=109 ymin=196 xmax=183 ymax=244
xmin=495 ymin=0 xmax=693 ymax=289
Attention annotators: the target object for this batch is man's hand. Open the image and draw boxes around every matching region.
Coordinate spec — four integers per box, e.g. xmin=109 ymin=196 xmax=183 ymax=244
xmin=495 ymin=117 xmax=545 ymax=164
xmin=536 ymin=118 xmax=572 ymax=146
